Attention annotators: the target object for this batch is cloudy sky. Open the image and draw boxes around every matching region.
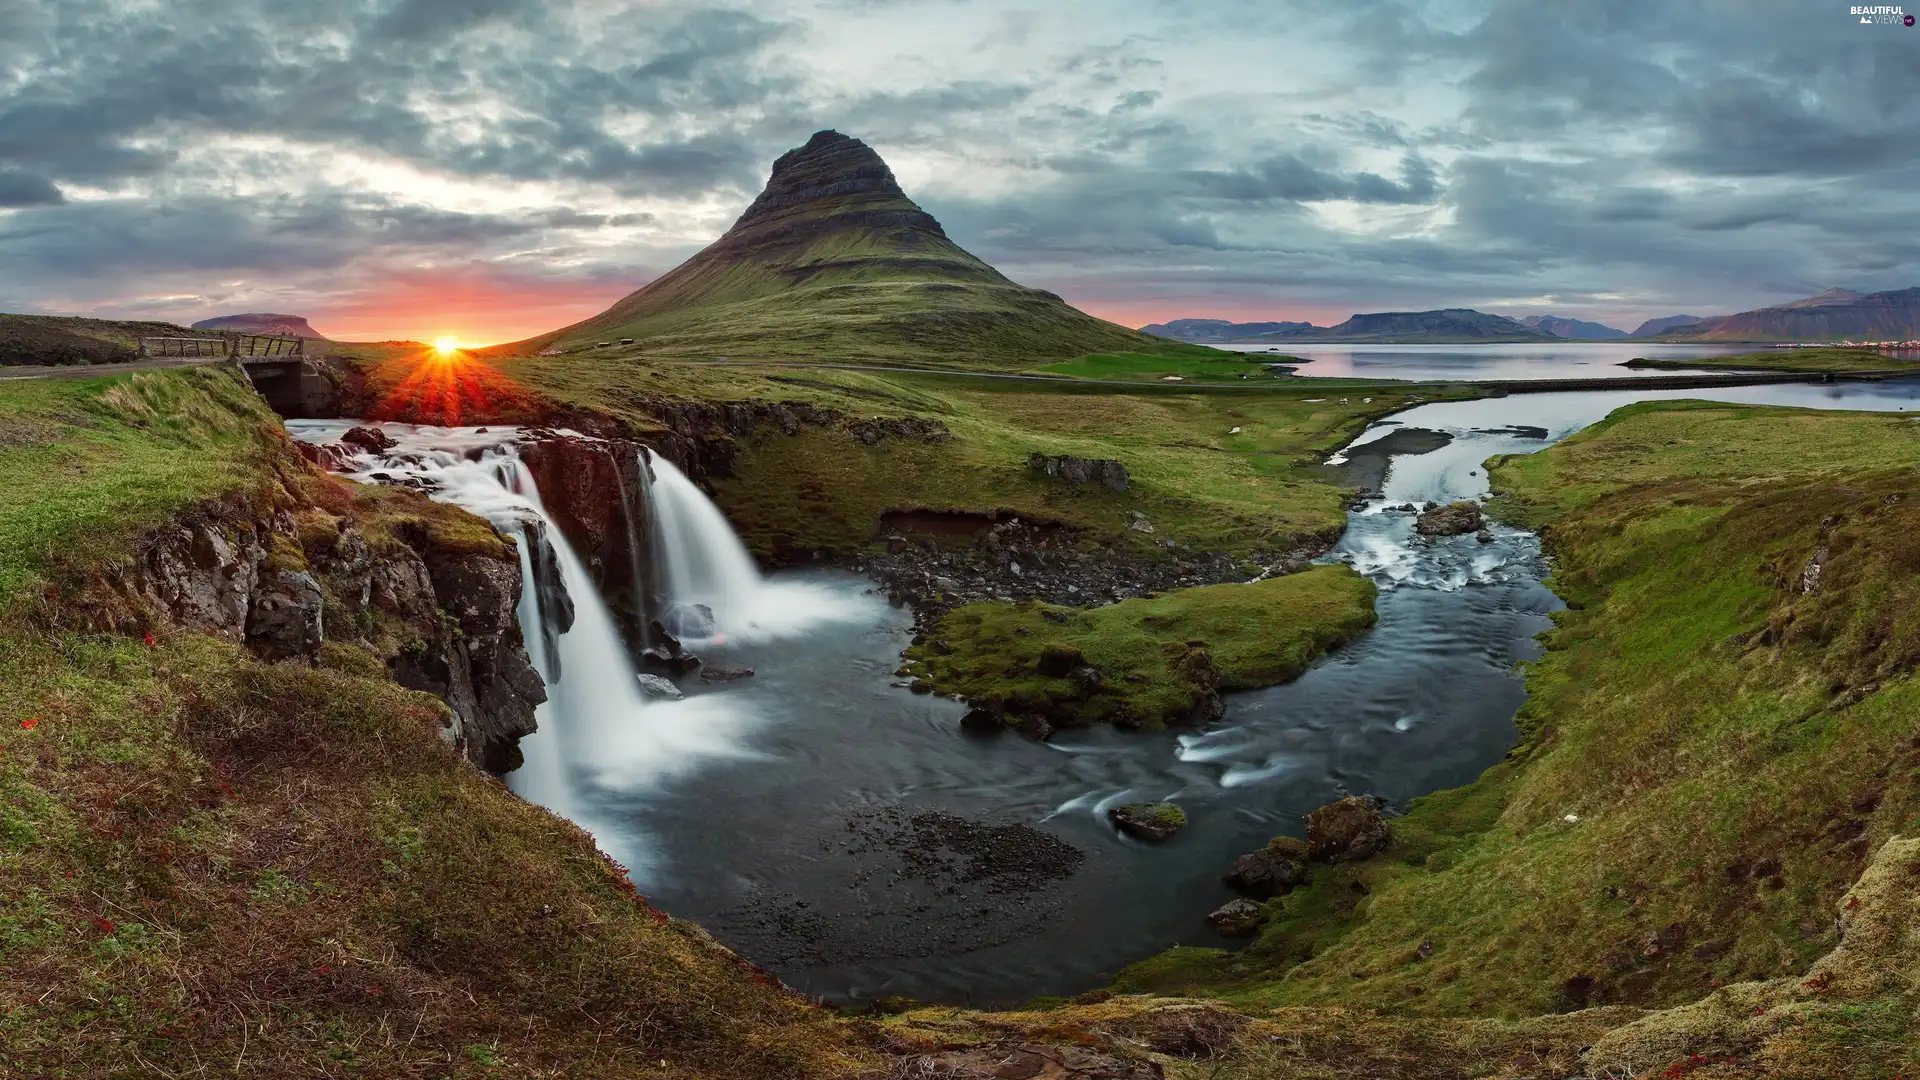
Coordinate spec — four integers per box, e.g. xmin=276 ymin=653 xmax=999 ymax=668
xmin=3 ymin=0 xmax=1917 ymax=343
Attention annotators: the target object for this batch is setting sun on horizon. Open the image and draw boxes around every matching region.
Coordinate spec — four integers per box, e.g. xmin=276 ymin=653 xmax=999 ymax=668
xmin=432 ymin=336 xmax=460 ymax=355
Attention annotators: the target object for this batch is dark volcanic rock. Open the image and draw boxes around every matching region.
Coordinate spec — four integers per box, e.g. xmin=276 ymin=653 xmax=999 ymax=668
xmin=245 ymin=569 xmax=324 ymax=660
xmin=1225 ymin=837 xmax=1308 ymax=898
xmin=1109 ymin=802 xmax=1187 ymax=841
xmin=1415 ymin=500 xmax=1483 ymax=537
xmin=700 ymin=664 xmax=755 ymax=682
xmin=519 ymin=434 xmax=652 ymax=633
xmin=641 ymin=646 xmax=702 ymax=674
xmin=1306 ymin=796 xmax=1392 ymax=863
xmin=1029 ymin=452 xmax=1130 ymax=493
xmin=340 ymin=425 xmax=394 ymax=453
xmin=1207 ymin=898 xmax=1264 ymax=937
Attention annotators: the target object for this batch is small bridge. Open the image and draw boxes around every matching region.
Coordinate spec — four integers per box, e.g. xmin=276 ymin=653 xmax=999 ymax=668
xmin=138 ymin=334 xmax=306 ymax=360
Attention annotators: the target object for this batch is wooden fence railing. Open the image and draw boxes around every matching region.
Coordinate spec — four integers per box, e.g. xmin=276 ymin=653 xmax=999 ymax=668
xmin=138 ymin=334 xmax=306 ymax=359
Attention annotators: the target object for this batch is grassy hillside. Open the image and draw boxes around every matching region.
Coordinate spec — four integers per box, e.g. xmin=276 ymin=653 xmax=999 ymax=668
xmin=1110 ymin=400 xmax=1920 ymax=1073
xmin=495 ymin=131 xmax=1180 ymax=370
xmin=0 ymin=368 xmax=872 ymax=1077
xmin=0 ymin=313 xmax=200 ymax=366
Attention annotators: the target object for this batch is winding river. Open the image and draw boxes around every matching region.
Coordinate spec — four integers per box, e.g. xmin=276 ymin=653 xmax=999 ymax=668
xmin=289 ymin=372 xmax=1920 ymax=1009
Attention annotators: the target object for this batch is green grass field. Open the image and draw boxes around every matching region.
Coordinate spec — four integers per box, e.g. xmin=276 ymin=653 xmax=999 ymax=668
xmin=0 ymin=367 xmax=285 ymax=614
xmin=1628 ymin=347 xmax=1920 ymax=374
xmin=1031 ymin=350 xmax=1304 ymax=383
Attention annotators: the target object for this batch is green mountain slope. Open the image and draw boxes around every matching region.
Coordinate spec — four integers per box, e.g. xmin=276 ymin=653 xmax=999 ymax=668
xmin=504 ymin=131 xmax=1177 ymax=369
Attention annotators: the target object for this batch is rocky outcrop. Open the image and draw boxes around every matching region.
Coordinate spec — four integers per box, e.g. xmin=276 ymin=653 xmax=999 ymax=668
xmin=518 ymin=433 xmax=651 ymax=635
xmin=245 ymin=569 xmax=324 ymax=660
xmin=1415 ymin=501 xmax=1483 ymax=537
xmin=849 ymin=514 xmax=1317 ymax=634
xmin=1305 ymin=796 xmax=1392 ymax=863
xmin=1029 ymin=453 xmax=1129 ymax=493
xmin=303 ymin=515 xmax=545 ymax=774
xmin=100 ymin=490 xmax=545 ymax=774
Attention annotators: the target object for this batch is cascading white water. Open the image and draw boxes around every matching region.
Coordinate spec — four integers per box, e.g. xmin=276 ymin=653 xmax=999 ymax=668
xmin=643 ymin=455 xmax=764 ymax=625
xmin=285 ymin=423 xmax=761 ymax=878
xmin=640 ymin=453 xmax=862 ymax=641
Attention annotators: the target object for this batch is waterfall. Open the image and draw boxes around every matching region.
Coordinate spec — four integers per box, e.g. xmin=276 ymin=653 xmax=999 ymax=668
xmin=641 ymin=455 xmax=764 ymax=638
xmin=637 ymin=452 xmax=872 ymax=643
xmin=295 ymin=427 xmax=761 ymax=879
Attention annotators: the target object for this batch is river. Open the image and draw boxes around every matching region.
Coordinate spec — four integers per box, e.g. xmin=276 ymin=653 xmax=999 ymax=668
xmin=286 ymin=372 xmax=1920 ymax=1009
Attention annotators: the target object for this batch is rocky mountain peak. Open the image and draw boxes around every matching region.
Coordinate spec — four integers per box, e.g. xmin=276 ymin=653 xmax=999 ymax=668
xmin=728 ymin=129 xmax=943 ymax=237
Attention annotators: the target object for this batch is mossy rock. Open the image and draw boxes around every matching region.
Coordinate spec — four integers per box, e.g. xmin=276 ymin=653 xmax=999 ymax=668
xmin=1110 ymin=801 xmax=1187 ymax=841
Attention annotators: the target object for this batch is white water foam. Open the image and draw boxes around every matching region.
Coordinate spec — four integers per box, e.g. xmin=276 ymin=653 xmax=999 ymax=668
xmin=641 ymin=454 xmax=864 ymax=643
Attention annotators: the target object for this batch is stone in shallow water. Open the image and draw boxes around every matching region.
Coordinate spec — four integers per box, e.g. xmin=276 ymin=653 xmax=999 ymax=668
xmin=635 ymin=673 xmax=683 ymax=700
xmin=700 ymin=665 xmax=755 ymax=682
xmin=1109 ymin=802 xmax=1186 ymax=841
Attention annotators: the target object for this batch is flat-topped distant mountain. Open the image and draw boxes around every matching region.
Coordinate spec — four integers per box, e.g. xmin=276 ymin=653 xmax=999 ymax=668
xmin=1628 ymin=314 xmax=1712 ymax=338
xmin=1521 ymin=315 xmax=1627 ymax=340
xmin=1653 ymin=287 xmax=1920 ymax=341
xmin=191 ymin=313 xmax=328 ymax=339
xmin=1139 ymin=318 xmax=1315 ymax=342
xmin=503 ymin=130 xmax=1167 ymax=367
xmin=1250 ymin=308 xmax=1558 ymax=344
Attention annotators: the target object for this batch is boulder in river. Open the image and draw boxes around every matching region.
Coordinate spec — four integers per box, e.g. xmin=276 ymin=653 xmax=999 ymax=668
xmin=1207 ymin=898 xmax=1265 ymax=937
xmin=340 ymin=425 xmax=394 ymax=453
xmin=636 ymin=673 xmax=684 ymax=700
xmin=1110 ymin=801 xmax=1187 ymax=841
xmin=640 ymin=645 xmax=701 ymax=674
xmin=1415 ymin=501 xmax=1483 ymax=537
xmin=959 ymin=703 xmax=1005 ymax=735
xmin=1225 ymin=836 xmax=1308 ymax=898
xmin=701 ymin=664 xmax=755 ymax=682
xmin=661 ymin=602 xmax=717 ymax=638
xmin=1305 ymin=796 xmax=1391 ymax=863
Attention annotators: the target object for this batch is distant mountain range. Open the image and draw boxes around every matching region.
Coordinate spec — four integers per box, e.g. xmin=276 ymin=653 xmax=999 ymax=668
xmin=1651 ymin=288 xmax=1920 ymax=341
xmin=1521 ymin=315 xmax=1627 ymax=340
xmin=1141 ymin=308 xmax=1557 ymax=343
xmin=1625 ymin=314 xmax=1707 ymax=338
xmin=191 ymin=313 xmax=328 ymax=338
xmin=1139 ymin=318 xmax=1313 ymax=342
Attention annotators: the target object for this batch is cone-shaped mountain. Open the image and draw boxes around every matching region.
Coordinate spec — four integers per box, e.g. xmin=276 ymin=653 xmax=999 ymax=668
xmin=513 ymin=131 xmax=1163 ymax=367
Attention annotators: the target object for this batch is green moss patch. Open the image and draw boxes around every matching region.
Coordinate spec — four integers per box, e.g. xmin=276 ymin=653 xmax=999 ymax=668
xmin=906 ymin=565 xmax=1377 ymax=729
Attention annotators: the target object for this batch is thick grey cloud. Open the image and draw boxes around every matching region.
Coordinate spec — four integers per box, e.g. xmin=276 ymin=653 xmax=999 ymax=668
xmin=1 ymin=0 xmax=1916 ymax=337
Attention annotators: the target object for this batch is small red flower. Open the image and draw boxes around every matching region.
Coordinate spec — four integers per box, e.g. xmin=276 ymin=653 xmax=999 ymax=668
xmin=142 ymin=632 xmax=157 ymax=648
xmin=316 ymin=964 xmax=332 ymax=976
xmin=90 ymin=916 xmax=116 ymax=934
xmin=20 ymin=717 xmax=39 ymax=730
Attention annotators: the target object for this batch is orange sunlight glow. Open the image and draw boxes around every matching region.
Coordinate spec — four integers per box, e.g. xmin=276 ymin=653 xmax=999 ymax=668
xmin=368 ymin=346 xmax=537 ymax=427
xmin=433 ymin=336 xmax=460 ymax=355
